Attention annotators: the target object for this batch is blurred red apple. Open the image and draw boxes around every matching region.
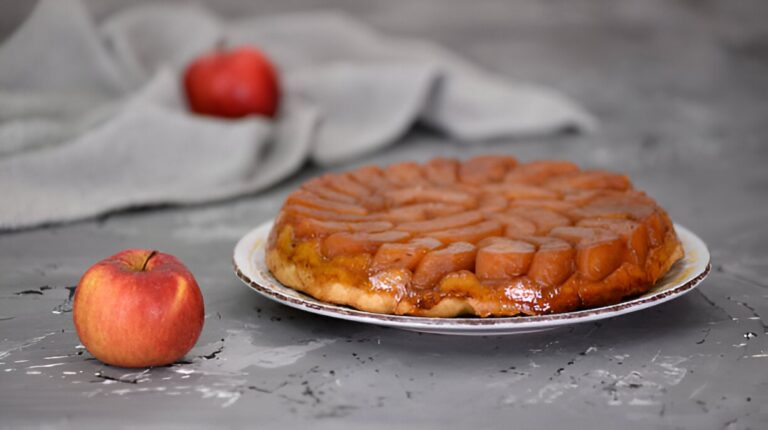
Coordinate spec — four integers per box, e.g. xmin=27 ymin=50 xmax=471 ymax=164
xmin=73 ymin=249 xmax=205 ymax=368
xmin=184 ymin=45 xmax=280 ymax=118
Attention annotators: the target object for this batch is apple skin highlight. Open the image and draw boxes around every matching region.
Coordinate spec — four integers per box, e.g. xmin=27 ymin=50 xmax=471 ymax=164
xmin=73 ymin=249 xmax=205 ymax=368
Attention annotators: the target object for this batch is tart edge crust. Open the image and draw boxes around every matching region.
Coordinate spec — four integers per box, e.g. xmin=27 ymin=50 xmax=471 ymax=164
xmin=265 ymin=228 xmax=685 ymax=318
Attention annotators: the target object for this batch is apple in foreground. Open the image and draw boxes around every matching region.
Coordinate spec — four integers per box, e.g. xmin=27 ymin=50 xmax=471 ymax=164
xmin=184 ymin=45 xmax=281 ymax=119
xmin=73 ymin=249 xmax=205 ymax=368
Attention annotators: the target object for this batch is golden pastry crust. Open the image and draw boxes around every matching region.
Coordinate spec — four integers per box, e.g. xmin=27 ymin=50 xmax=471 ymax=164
xmin=266 ymin=156 xmax=684 ymax=317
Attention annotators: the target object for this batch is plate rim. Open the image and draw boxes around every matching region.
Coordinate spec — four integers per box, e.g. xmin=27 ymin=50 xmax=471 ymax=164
xmin=233 ymin=220 xmax=711 ymax=332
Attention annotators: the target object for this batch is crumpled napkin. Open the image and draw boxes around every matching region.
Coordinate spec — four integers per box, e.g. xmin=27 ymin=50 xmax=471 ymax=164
xmin=0 ymin=0 xmax=595 ymax=230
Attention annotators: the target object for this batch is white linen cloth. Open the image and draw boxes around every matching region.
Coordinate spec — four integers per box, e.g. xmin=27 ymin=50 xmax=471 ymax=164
xmin=0 ymin=0 xmax=595 ymax=229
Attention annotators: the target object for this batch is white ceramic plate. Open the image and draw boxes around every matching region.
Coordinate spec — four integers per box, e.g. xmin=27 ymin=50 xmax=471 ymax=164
xmin=233 ymin=220 xmax=710 ymax=335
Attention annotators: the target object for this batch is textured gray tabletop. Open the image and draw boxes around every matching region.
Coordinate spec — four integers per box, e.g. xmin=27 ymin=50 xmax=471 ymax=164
xmin=1 ymin=0 xmax=767 ymax=429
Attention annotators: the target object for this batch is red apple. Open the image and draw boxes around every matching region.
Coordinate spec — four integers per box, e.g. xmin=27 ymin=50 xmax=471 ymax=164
xmin=184 ymin=45 xmax=281 ymax=118
xmin=73 ymin=249 xmax=205 ymax=368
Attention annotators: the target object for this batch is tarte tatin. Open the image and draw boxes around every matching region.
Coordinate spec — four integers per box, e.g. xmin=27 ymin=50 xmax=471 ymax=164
xmin=266 ymin=156 xmax=684 ymax=317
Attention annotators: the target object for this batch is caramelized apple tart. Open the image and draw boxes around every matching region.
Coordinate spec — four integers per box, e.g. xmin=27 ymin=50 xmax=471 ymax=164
xmin=266 ymin=156 xmax=684 ymax=317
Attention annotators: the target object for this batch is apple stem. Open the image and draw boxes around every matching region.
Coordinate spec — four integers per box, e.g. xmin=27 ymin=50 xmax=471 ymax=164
xmin=141 ymin=250 xmax=158 ymax=272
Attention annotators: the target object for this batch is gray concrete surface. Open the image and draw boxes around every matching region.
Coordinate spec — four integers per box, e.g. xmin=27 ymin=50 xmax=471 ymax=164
xmin=1 ymin=0 xmax=767 ymax=428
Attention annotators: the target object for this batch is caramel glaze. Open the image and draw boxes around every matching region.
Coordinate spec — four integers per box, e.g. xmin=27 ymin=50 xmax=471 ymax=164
xmin=266 ymin=156 xmax=684 ymax=317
